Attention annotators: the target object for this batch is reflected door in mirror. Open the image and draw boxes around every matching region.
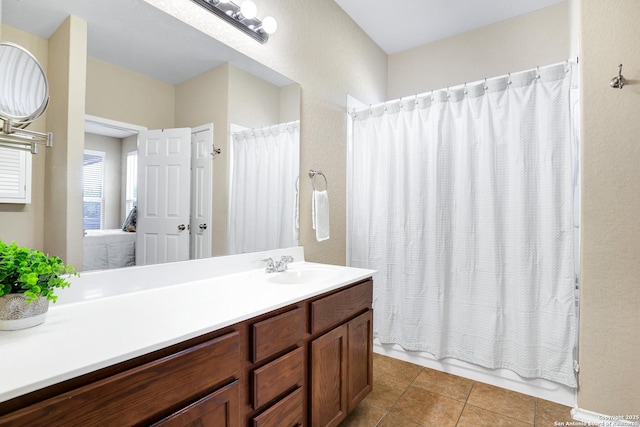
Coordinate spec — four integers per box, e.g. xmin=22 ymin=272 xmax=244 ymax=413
xmin=137 ymin=128 xmax=191 ymax=265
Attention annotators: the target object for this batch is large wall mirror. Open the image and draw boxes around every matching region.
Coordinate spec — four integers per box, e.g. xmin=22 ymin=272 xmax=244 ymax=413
xmin=2 ymin=0 xmax=301 ymax=271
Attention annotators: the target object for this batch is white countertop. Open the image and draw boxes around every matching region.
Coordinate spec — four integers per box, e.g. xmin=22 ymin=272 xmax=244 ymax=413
xmin=0 ymin=247 xmax=375 ymax=404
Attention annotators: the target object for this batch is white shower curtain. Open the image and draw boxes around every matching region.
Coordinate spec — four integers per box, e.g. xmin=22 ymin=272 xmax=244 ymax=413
xmin=228 ymin=121 xmax=300 ymax=254
xmin=348 ymin=63 xmax=579 ymax=387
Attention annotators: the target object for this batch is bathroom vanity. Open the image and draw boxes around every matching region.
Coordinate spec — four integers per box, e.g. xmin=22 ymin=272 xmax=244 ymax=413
xmin=0 ymin=248 xmax=375 ymax=427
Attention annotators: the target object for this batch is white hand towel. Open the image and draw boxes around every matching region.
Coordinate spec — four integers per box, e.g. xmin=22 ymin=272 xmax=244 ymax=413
xmin=293 ymin=186 xmax=300 ymax=241
xmin=312 ymin=189 xmax=330 ymax=242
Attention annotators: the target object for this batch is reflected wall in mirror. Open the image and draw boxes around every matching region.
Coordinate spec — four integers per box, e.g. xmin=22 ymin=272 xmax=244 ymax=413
xmin=1 ymin=0 xmax=301 ymax=271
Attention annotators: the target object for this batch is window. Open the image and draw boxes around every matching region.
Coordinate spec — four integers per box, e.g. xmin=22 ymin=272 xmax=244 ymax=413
xmin=0 ymin=146 xmax=32 ymax=204
xmin=83 ymin=150 xmax=105 ymax=230
xmin=125 ymin=151 xmax=138 ymax=214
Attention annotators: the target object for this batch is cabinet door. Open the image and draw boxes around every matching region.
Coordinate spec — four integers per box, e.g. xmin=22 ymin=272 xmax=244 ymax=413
xmin=347 ymin=310 xmax=373 ymax=412
xmin=151 ymin=380 xmax=240 ymax=427
xmin=310 ymin=324 xmax=348 ymax=427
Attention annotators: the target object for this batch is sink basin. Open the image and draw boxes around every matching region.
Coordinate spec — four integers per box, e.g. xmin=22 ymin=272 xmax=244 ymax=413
xmin=265 ymin=267 xmax=342 ymax=285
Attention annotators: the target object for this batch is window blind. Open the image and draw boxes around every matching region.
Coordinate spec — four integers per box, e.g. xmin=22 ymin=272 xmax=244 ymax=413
xmin=0 ymin=146 xmax=31 ymax=203
xmin=83 ymin=150 xmax=105 ymax=230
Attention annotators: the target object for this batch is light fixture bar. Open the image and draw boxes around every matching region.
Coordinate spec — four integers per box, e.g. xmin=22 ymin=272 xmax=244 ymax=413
xmin=190 ymin=0 xmax=271 ymax=43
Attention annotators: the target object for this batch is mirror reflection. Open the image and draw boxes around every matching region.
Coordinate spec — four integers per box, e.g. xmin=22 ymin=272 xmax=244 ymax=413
xmin=0 ymin=42 xmax=49 ymax=125
xmin=2 ymin=0 xmax=301 ymax=271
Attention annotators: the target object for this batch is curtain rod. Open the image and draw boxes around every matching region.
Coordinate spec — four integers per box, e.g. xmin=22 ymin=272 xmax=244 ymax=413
xmin=351 ymin=57 xmax=579 ymax=117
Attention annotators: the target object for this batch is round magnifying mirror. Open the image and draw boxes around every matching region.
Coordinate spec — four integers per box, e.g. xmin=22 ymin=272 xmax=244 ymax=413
xmin=0 ymin=42 xmax=49 ymax=129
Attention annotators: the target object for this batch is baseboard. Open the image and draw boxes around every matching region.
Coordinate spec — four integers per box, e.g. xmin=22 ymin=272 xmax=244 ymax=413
xmin=571 ymin=408 xmax=640 ymax=427
xmin=373 ymin=340 xmax=576 ymax=406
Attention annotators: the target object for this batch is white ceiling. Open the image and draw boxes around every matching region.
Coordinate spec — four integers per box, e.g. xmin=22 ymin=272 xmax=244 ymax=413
xmin=1 ymin=0 xmax=293 ymax=87
xmin=334 ymin=0 xmax=567 ymax=54
xmin=2 ymin=0 xmax=566 ymax=86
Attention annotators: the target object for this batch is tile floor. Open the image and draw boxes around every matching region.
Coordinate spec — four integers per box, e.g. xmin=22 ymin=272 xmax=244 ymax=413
xmin=340 ymin=353 xmax=573 ymax=427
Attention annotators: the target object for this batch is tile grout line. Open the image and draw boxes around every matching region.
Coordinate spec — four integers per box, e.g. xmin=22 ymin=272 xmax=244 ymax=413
xmin=362 ymin=356 xmax=567 ymax=427
xmin=375 ymin=365 xmax=426 ymax=427
xmin=454 ymin=380 xmax=476 ymax=426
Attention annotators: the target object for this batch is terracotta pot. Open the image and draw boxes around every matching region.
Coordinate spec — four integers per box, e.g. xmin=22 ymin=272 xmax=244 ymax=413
xmin=0 ymin=293 xmax=49 ymax=331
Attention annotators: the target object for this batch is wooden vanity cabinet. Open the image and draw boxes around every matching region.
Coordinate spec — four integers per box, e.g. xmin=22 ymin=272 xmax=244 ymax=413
xmin=346 ymin=310 xmax=374 ymax=413
xmin=0 ymin=278 xmax=373 ymax=427
xmin=309 ymin=280 xmax=374 ymax=427
xmin=0 ymin=331 xmax=242 ymax=427
xmin=247 ymin=307 xmax=305 ymax=427
xmin=310 ymin=324 xmax=349 ymax=426
xmin=151 ymin=380 xmax=240 ymax=427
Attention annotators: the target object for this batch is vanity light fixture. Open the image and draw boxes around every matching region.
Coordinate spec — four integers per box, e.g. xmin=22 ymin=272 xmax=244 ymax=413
xmin=190 ymin=0 xmax=278 ymax=43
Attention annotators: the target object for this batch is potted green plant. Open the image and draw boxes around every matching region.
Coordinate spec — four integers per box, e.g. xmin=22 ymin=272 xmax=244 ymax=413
xmin=0 ymin=239 xmax=77 ymax=330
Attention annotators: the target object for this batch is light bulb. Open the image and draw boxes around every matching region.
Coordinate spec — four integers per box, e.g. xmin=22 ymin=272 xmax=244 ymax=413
xmin=262 ymin=16 xmax=278 ymax=34
xmin=240 ymin=1 xmax=257 ymax=19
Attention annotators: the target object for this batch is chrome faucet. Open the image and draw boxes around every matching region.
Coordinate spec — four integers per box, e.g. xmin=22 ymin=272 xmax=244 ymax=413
xmin=262 ymin=255 xmax=294 ymax=273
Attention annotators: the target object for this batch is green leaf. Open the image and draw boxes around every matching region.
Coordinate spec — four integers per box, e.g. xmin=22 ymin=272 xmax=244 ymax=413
xmin=0 ymin=238 xmax=78 ymax=302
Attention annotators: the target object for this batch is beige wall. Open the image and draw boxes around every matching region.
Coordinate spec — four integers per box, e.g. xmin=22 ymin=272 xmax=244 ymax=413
xmin=0 ymin=25 xmax=48 ymax=250
xmin=578 ymin=0 xmax=640 ymax=416
xmin=154 ymin=0 xmax=640 ymax=416
xmin=383 ymin=0 xmax=640 ymax=416
xmin=2 ymin=0 xmax=638 ymax=417
xmin=388 ymin=3 xmax=570 ymax=99
xmin=175 ymin=62 xmax=298 ymax=256
xmin=175 ymin=64 xmax=229 ymax=255
xmin=0 ymin=28 xmax=174 ymax=252
xmin=44 ymin=16 xmax=87 ymax=267
xmin=86 ymin=57 xmax=175 ymax=130
xmin=228 ymin=63 xmax=281 ymax=128
xmin=3 ymin=0 xmax=388 ymax=267
xmin=147 ymin=0 xmax=389 ymax=266
xmin=280 ymin=83 xmax=301 ymax=123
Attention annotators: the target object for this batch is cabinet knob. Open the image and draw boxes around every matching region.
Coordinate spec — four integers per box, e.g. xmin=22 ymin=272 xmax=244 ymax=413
xmin=178 ymin=224 xmax=186 ymax=231
xmin=199 ymin=223 xmax=207 ymax=230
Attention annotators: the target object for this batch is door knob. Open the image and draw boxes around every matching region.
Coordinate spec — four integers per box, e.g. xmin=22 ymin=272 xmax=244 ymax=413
xmin=178 ymin=224 xmax=186 ymax=231
xmin=199 ymin=224 xmax=207 ymax=230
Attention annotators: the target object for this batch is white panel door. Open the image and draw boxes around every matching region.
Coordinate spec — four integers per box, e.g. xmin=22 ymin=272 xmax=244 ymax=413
xmin=136 ymin=128 xmax=191 ymax=266
xmin=190 ymin=124 xmax=213 ymax=259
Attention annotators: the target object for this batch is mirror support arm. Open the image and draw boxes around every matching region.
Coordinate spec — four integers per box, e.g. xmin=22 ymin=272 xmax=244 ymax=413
xmin=1 ymin=120 xmax=53 ymax=154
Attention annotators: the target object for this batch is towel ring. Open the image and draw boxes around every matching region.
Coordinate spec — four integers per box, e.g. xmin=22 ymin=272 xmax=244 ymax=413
xmin=309 ymin=169 xmax=328 ymax=191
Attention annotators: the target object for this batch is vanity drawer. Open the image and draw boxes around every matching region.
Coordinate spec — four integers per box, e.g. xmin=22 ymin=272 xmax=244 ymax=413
xmin=252 ymin=307 xmax=304 ymax=363
xmin=0 ymin=331 xmax=240 ymax=427
xmin=252 ymin=387 xmax=304 ymax=427
xmin=253 ymin=347 xmax=304 ymax=410
xmin=310 ymin=280 xmax=373 ymax=334
xmin=151 ymin=380 xmax=240 ymax=427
